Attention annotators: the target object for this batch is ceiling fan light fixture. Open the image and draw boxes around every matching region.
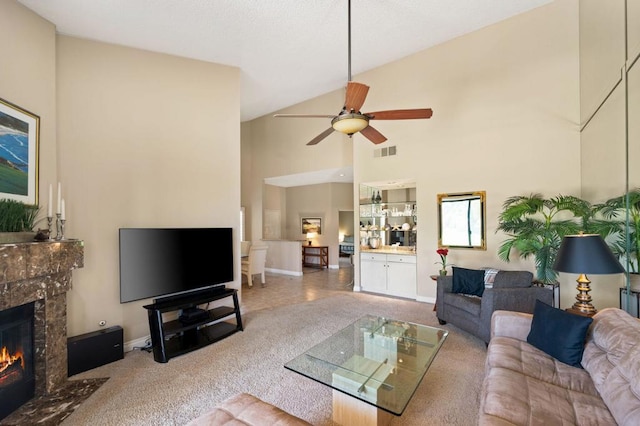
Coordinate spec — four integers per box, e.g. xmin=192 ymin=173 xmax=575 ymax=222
xmin=331 ymin=113 xmax=369 ymax=135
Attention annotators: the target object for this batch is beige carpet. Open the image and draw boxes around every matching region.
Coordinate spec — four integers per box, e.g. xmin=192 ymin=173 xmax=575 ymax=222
xmin=62 ymin=292 xmax=487 ymax=425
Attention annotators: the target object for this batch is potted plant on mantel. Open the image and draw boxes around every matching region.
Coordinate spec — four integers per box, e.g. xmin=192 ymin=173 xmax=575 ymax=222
xmin=595 ymin=189 xmax=640 ymax=288
xmin=0 ymin=198 xmax=40 ymax=243
xmin=496 ymin=194 xmax=617 ymax=284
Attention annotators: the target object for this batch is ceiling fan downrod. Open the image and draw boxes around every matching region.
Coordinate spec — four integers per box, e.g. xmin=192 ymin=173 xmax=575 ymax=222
xmin=347 ymin=0 xmax=352 ymax=82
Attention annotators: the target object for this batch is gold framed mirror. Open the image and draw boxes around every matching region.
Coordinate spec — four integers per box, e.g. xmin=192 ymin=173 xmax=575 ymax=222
xmin=437 ymin=191 xmax=486 ymax=250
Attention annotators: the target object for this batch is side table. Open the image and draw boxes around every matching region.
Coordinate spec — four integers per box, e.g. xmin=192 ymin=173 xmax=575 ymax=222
xmin=302 ymin=245 xmax=329 ymax=268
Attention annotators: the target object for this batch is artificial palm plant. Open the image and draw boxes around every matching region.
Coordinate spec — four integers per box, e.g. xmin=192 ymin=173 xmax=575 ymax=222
xmin=496 ymin=194 xmax=616 ymax=284
xmin=595 ymin=189 xmax=640 ymax=273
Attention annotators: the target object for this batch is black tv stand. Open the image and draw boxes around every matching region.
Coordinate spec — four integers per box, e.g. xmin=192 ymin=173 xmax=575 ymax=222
xmin=143 ymin=287 xmax=242 ymax=363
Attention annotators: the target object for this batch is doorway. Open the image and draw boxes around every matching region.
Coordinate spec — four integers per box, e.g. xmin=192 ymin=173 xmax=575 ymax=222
xmin=338 ymin=210 xmax=354 ymax=268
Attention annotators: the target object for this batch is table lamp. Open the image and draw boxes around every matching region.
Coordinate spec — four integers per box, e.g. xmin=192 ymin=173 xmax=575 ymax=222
xmin=553 ymin=233 xmax=624 ymax=316
xmin=306 ymin=232 xmax=317 ymax=246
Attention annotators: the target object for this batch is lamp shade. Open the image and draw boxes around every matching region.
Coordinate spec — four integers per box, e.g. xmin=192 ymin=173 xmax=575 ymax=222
xmin=553 ymin=234 xmax=624 ymax=274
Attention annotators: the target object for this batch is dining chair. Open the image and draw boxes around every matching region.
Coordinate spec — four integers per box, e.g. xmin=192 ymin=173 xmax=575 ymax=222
xmin=241 ymin=245 xmax=268 ymax=287
xmin=240 ymin=241 xmax=251 ymax=258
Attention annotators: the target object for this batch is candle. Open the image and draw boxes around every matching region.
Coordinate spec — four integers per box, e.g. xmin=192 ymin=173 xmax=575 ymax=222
xmin=57 ymin=182 xmax=61 ymax=214
xmin=48 ymin=184 xmax=52 ymax=217
xmin=61 ymin=199 xmax=65 ymax=221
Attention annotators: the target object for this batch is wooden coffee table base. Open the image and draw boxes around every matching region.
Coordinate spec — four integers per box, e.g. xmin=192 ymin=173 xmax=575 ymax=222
xmin=333 ymin=390 xmax=394 ymax=426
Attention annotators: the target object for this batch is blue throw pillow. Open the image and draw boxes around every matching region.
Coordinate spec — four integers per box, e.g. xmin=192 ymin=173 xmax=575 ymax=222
xmin=452 ymin=267 xmax=485 ymax=297
xmin=526 ymin=300 xmax=593 ymax=368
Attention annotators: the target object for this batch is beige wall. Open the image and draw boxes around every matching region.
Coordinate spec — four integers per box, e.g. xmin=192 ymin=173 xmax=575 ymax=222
xmin=0 ymin=0 xmax=57 ymax=217
xmin=246 ymin=0 xmax=581 ymax=303
xmin=1 ymin=2 xmax=241 ymax=344
xmin=578 ymin=0 xmax=639 ymax=311
xmin=356 ymin=0 xmax=580 ymax=303
xmin=55 ymin=38 xmax=241 ymax=342
xmin=241 ymin=90 xmax=353 ymax=242
xmin=286 ymin=183 xmax=353 ymax=267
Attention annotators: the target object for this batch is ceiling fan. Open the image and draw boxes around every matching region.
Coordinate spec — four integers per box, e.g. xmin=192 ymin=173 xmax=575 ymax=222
xmin=274 ymin=0 xmax=433 ymax=146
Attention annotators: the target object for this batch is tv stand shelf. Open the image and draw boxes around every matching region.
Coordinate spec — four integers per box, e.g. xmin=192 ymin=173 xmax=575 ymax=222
xmin=143 ymin=287 xmax=243 ymax=363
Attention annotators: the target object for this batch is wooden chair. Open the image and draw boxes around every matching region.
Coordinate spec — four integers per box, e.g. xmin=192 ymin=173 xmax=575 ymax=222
xmin=241 ymin=245 xmax=268 ymax=287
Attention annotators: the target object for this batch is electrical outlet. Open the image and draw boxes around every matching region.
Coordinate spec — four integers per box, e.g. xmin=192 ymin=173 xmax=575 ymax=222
xmin=98 ymin=320 xmax=107 ymax=327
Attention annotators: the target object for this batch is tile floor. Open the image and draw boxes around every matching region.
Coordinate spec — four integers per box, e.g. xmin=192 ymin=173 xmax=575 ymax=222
xmin=239 ymin=257 xmax=355 ymax=313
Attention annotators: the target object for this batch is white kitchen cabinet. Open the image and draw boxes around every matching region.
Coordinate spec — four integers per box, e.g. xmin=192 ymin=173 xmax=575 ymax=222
xmin=360 ymin=253 xmax=387 ymax=293
xmin=360 ymin=253 xmax=416 ymax=299
xmin=386 ymin=255 xmax=417 ymax=298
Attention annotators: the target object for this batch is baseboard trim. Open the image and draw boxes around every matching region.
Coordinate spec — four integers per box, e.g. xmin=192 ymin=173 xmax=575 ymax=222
xmin=265 ymin=267 xmax=303 ymax=276
xmin=416 ymin=295 xmax=436 ymax=304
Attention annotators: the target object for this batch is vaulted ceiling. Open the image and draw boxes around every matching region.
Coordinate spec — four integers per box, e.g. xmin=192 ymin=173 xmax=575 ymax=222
xmin=18 ymin=0 xmax=552 ymax=122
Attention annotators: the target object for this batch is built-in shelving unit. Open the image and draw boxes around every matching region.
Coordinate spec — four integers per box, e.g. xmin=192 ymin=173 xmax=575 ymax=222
xmin=359 ymin=184 xmax=417 ymax=248
xmin=358 ymin=184 xmax=418 ymax=299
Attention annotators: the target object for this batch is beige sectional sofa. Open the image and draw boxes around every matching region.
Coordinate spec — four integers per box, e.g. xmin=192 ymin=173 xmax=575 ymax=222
xmin=480 ymin=308 xmax=640 ymax=425
xmin=186 ymin=393 xmax=310 ymax=426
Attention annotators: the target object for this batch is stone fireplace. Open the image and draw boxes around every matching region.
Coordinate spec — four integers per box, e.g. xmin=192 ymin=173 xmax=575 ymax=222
xmin=0 ymin=239 xmax=83 ymax=419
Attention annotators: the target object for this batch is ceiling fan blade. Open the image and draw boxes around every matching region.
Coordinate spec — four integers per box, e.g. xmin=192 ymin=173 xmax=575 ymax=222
xmin=360 ymin=125 xmax=387 ymax=145
xmin=344 ymin=82 xmax=370 ymax=112
xmin=365 ymin=108 xmax=433 ymax=120
xmin=274 ymin=114 xmax=336 ymax=118
xmin=307 ymin=127 xmax=336 ymax=145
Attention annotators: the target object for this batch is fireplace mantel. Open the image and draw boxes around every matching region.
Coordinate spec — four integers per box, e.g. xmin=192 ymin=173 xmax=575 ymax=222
xmin=0 ymin=239 xmax=84 ymax=396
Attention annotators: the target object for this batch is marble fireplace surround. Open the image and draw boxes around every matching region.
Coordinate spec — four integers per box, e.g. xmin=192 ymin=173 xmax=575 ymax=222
xmin=0 ymin=239 xmax=84 ymax=397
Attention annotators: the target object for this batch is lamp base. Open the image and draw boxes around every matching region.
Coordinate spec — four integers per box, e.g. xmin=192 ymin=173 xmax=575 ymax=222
xmin=307 ymin=241 xmax=312 ymax=246
xmin=565 ymin=306 xmax=596 ymax=317
xmin=569 ymin=273 xmax=597 ymax=317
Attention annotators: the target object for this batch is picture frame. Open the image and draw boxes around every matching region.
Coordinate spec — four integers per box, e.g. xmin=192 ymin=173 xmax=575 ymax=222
xmin=301 ymin=217 xmax=322 ymax=235
xmin=0 ymin=98 xmax=40 ymax=205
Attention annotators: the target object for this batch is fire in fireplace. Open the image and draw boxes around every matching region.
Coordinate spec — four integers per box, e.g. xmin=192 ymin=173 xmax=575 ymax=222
xmin=0 ymin=345 xmax=26 ymax=385
xmin=0 ymin=302 xmax=35 ymax=421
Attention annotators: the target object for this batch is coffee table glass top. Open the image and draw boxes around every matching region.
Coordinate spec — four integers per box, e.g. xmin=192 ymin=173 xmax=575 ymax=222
xmin=284 ymin=315 xmax=448 ymax=415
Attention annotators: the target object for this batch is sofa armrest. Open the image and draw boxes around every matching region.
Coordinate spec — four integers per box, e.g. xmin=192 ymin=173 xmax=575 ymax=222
xmin=187 ymin=393 xmax=311 ymax=426
xmin=437 ymin=275 xmax=453 ymax=293
xmin=491 ymin=310 xmax=533 ymax=341
xmin=436 ymin=276 xmax=453 ymax=318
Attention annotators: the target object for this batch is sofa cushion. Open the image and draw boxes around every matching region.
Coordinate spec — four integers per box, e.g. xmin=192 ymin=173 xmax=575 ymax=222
xmin=480 ymin=366 xmax=616 ymax=426
xmin=582 ymin=308 xmax=640 ymax=425
xmin=492 ymin=270 xmax=533 ymax=289
xmin=487 ymin=336 xmax=599 ymax=397
xmin=526 ymin=300 xmax=592 ymax=368
xmin=452 ymin=266 xmax=485 ymax=297
xmin=443 ymin=292 xmax=481 ymax=316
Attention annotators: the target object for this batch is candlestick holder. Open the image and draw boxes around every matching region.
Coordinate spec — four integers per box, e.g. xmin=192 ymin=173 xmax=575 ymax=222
xmin=55 ymin=213 xmax=62 ymax=240
xmin=47 ymin=216 xmax=54 ymax=240
xmin=59 ymin=219 xmax=66 ymax=241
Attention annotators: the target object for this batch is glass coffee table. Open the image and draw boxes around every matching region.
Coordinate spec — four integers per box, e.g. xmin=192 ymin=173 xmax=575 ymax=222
xmin=285 ymin=315 xmax=448 ymax=426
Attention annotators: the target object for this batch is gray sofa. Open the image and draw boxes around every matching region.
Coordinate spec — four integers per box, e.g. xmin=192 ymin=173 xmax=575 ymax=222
xmin=436 ymin=270 xmax=553 ymax=343
xmin=480 ymin=308 xmax=640 ymax=425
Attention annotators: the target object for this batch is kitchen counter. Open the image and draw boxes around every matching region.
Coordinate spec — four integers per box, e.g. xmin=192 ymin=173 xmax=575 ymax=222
xmin=360 ymin=246 xmax=416 ymax=255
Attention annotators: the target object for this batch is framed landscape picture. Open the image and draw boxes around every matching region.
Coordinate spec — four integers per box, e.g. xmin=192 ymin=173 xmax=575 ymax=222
xmin=301 ymin=217 xmax=322 ymax=235
xmin=0 ymin=98 xmax=40 ymax=205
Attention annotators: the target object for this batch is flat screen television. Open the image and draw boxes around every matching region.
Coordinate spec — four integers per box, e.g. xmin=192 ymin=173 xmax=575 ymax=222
xmin=119 ymin=227 xmax=233 ymax=303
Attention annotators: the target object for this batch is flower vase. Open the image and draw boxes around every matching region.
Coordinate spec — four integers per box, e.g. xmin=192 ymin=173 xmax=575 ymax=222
xmin=439 ymin=269 xmax=447 ymax=276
